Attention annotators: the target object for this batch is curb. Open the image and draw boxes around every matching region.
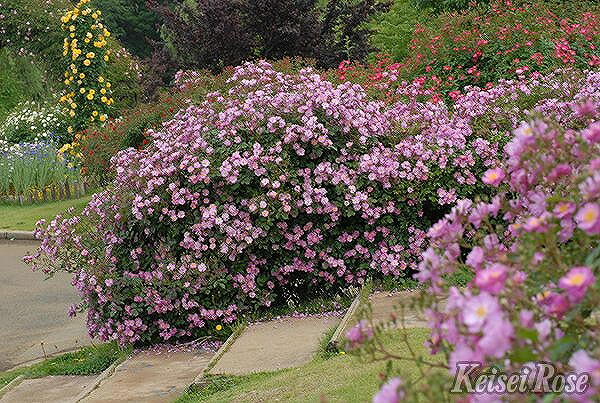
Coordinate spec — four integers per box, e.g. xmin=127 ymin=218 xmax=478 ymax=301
xmin=0 ymin=375 xmax=25 ymax=399
xmin=0 ymin=231 xmax=37 ymax=241
xmin=192 ymin=323 xmax=247 ymax=385
xmin=74 ymin=355 xmax=129 ymax=402
xmin=327 ymin=293 xmax=362 ymax=351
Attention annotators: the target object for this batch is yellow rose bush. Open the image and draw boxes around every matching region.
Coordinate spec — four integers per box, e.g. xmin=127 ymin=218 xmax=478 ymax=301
xmin=60 ymin=0 xmax=114 ymax=135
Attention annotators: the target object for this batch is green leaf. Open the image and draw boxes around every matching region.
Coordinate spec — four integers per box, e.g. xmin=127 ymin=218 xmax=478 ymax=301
xmin=508 ymin=347 xmax=537 ymax=363
xmin=548 ymin=335 xmax=577 ymax=362
xmin=516 ymin=327 xmax=538 ymax=343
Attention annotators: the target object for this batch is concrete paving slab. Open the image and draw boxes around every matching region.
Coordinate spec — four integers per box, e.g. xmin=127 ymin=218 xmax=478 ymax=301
xmin=368 ymin=291 xmax=428 ymax=329
xmin=0 ymin=375 xmax=96 ymax=403
xmin=82 ymin=350 xmax=214 ymax=403
xmin=334 ymin=291 xmax=428 ymax=344
xmin=209 ymin=316 xmax=339 ymax=376
xmin=0 ymin=240 xmax=91 ymax=371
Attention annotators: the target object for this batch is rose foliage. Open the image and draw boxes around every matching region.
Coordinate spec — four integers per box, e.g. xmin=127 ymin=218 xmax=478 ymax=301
xmin=25 ymin=62 xmax=599 ymax=346
xmin=351 ymin=95 xmax=600 ymax=401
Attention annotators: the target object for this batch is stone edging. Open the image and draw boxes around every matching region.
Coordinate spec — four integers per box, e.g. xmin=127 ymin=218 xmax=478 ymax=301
xmin=0 ymin=231 xmax=36 ymax=241
xmin=192 ymin=324 xmax=247 ymax=386
xmin=0 ymin=375 xmax=25 ymax=399
xmin=327 ymin=292 xmax=363 ymax=351
xmin=74 ymin=355 xmax=129 ymax=402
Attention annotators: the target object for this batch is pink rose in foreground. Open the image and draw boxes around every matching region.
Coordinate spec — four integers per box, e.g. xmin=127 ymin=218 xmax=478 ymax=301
xmin=559 ymin=266 xmax=595 ymax=303
xmin=373 ymin=377 xmax=404 ymax=403
xmin=575 ymin=203 xmax=600 ymax=235
xmin=482 ymin=168 xmax=505 ymax=186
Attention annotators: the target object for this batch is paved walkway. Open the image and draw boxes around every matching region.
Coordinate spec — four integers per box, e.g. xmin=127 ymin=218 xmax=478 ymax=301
xmin=209 ymin=316 xmax=339 ymax=376
xmin=0 ymin=240 xmax=90 ymax=371
xmin=82 ymin=350 xmax=214 ymax=403
xmin=0 ymin=376 xmax=95 ymax=403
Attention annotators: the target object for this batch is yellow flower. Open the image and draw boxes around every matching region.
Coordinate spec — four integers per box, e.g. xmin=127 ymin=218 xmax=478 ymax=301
xmin=87 ymin=93 xmax=94 ymax=100
xmin=98 ymin=76 xmax=104 ymax=83
xmin=64 ymin=79 xmax=70 ymax=85
xmin=84 ymin=38 xmax=90 ymax=43
xmin=69 ymin=25 xmax=75 ymax=32
xmin=86 ymin=52 xmax=95 ymax=58
xmin=70 ymin=33 xmax=75 ymax=38
xmin=103 ymin=55 xmax=109 ymax=61
xmin=70 ymin=103 xmax=77 ymax=109
xmin=99 ymin=114 xmax=107 ymax=122
xmin=105 ymin=82 xmax=111 ymax=88
xmin=89 ymin=89 xmax=96 ymax=94
xmin=69 ymin=110 xmax=75 ymax=117
xmin=215 ymin=325 xmax=223 ymax=331
xmin=92 ymin=110 xmax=98 ymax=116
xmin=86 ymin=32 xmax=92 ymax=38
xmin=101 ymin=96 xmax=107 ymax=103
xmin=67 ymin=126 xmax=73 ymax=133
xmin=83 ymin=59 xmax=91 ymax=66
xmin=79 ymin=73 xmax=85 ymax=78
xmin=80 ymin=88 xmax=86 ymax=94
xmin=100 ymin=88 xmax=106 ymax=94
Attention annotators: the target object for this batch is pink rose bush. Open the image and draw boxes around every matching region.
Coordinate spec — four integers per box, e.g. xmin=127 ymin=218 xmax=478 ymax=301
xmin=362 ymin=107 xmax=600 ymax=400
xmin=25 ymin=62 xmax=600 ymax=346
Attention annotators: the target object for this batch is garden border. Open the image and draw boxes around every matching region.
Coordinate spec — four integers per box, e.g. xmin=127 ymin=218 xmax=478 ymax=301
xmin=0 ymin=231 xmax=36 ymax=241
xmin=191 ymin=323 xmax=248 ymax=386
xmin=0 ymin=375 xmax=25 ymax=399
xmin=327 ymin=292 xmax=364 ymax=351
xmin=73 ymin=354 xmax=129 ymax=402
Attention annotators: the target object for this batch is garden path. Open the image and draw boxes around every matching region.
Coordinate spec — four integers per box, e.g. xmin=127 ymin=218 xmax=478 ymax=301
xmin=0 ymin=240 xmax=91 ymax=371
xmin=208 ymin=315 xmax=340 ymax=376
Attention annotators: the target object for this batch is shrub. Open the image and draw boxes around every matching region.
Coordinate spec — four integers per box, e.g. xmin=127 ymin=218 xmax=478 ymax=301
xmin=150 ymin=0 xmax=254 ymax=73
xmin=350 ymin=0 xmax=600 ymax=101
xmin=59 ymin=0 xmax=114 ymax=134
xmin=0 ymin=48 xmax=53 ymax=120
xmin=93 ymin=0 xmax=168 ymax=58
xmin=367 ymin=0 xmax=425 ymax=61
xmin=347 ymin=83 xmax=600 ymax=401
xmin=316 ymin=0 xmax=392 ymax=68
xmin=25 ymin=64 xmax=597 ymax=346
xmin=151 ymin=0 xmax=390 ymax=75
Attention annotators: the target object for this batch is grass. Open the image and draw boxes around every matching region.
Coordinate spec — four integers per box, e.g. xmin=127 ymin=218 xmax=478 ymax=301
xmin=0 ymin=342 xmax=129 ymax=390
xmin=177 ymin=327 xmax=440 ymax=403
xmin=0 ymin=195 xmax=91 ymax=231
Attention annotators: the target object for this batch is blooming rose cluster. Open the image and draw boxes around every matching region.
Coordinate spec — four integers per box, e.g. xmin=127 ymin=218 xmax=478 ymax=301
xmin=411 ymin=110 xmax=600 ymax=400
xmin=24 ymin=62 xmax=600 ymax=346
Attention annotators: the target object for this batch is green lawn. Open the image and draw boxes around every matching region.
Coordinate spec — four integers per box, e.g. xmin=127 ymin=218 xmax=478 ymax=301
xmin=0 ymin=342 xmax=129 ymax=390
xmin=0 ymin=196 xmax=91 ymax=231
xmin=177 ymin=328 xmax=440 ymax=403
